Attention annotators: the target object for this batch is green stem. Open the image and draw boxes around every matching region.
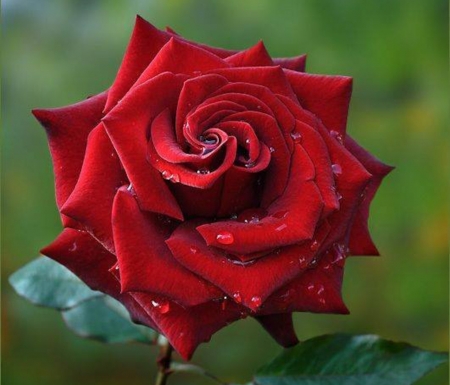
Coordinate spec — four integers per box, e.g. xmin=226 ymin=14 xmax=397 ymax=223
xmin=154 ymin=339 xmax=173 ymax=385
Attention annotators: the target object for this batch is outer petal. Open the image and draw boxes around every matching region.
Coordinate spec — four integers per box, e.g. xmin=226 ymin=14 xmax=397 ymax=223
xmin=103 ymin=72 xmax=185 ymax=219
xmin=40 ymin=229 xmax=159 ymax=331
xmin=274 ymin=55 xmax=307 ymax=72
xmin=61 ymin=124 xmax=126 ymax=253
xmin=285 ymin=70 xmax=352 ymax=136
xmin=225 ymin=41 xmax=274 ymax=67
xmin=260 ymin=246 xmax=349 ymax=315
xmin=112 ymin=187 xmax=222 ymax=306
xmin=132 ymin=37 xmax=229 ymax=89
xmin=345 ymin=136 xmax=394 ymax=255
xmin=32 ymin=91 xmax=108 ymax=227
xmin=255 ymin=313 xmax=299 ymax=347
xmin=105 ymin=16 xmax=170 ymax=111
xmin=166 ymin=220 xmax=330 ymax=311
xmin=131 ymin=292 xmax=246 ymax=360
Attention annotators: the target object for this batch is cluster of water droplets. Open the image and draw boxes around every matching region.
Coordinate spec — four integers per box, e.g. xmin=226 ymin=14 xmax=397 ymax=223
xmin=151 ymin=300 xmax=170 ymax=314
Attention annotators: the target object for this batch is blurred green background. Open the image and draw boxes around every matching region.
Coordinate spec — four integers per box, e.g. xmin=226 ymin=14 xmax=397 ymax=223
xmin=2 ymin=0 xmax=448 ymax=384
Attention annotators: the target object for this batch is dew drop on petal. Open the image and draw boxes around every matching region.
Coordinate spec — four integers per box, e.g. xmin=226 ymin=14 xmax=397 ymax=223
xmin=190 ymin=246 xmax=199 ymax=254
xmin=269 ymin=146 xmax=275 ymax=153
xmin=307 ymin=283 xmax=315 ymax=291
xmin=69 ymin=242 xmax=77 ymax=252
xmin=275 ymin=223 xmax=287 ymax=232
xmin=196 ymin=167 xmax=210 ymax=175
xmin=256 ymin=105 xmax=261 ymax=110
xmin=245 ymin=161 xmax=255 ymax=168
xmin=245 ymin=138 xmax=250 ymax=145
xmin=238 ymin=208 xmax=267 ymax=223
xmin=216 ymin=232 xmax=234 ymax=245
xmin=310 ymin=240 xmax=319 ymax=251
xmin=317 ymin=285 xmax=325 ymax=295
xmin=332 ymin=163 xmax=342 ymax=175
xmin=298 ymin=256 xmax=307 ymax=267
xmin=159 ymin=302 xmax=170 ymax=314
xmin=337 ymin=192 xmax=343 ymax=201
xmin=233 ymin=292 xmax=242 ymax=303
xmin=251 ymin=296 xmax=262 ymax=308
xmin=290 ymin=130 xmax=302 ymax=143
xmin=330 ymin=130 xmax=343 ymax=143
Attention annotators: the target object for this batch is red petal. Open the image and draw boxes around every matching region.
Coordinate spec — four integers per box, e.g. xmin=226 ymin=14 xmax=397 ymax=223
xmin=274 ymin=55 xmax=307 ymax=72
xmin=166 ymin=220 xmax=330 ymax=311
xmin=225 ymin=41 xmax=274 ymax=67
xmin=102 ymin=72 xmax=185 ymax=219
xmin=210 ymin=66 xmax=298 ymax=101
xmin=40 ymin=229 xmax=159 ymax=330
xmin=130 ymin=292 xmax=246 ymax=359
xmin=260 ymin=247 xmax=349 ymax=315
xmin=32 ymin=91 xmax=107 ymax=227
xmin=197 ymin=145 xmax=322 ymax=255
xmin=112 ymin=188 xmax=222 ymax=306
xmin=61 ymin=125 xmax=126 ymax=253
xmin=255 ymin=313 xmax=299 ymax=347
xmin=285 ymin=70 xmax=352 ymax=136
xmin=345 ymin=136 xmax=394 ymax=255
xmin=132 ymin=37 xmax=229 ymax=89
xmin=317 ymin=124 xmax=372 ymax=250
xmin=104 ymin=16 xmax=170 ymax=112
xmin=175 ymin=74 xmax=229 ymax=140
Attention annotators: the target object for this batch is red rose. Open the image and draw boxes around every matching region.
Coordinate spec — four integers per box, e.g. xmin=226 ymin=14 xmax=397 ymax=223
xmin=34 ymin=16 xmax=392 ymax=359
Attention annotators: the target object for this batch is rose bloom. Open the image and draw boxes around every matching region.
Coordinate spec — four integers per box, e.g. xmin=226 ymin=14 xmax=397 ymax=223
xmin=34 ymin=16 xmax=392 ymax=359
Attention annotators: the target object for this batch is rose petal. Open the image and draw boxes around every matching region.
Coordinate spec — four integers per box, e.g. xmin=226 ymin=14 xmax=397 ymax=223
xmin=132 ymin=37 xmax=229 ymax=89
xmin=105 ymin=16 xmax=170 ymax=112
xmin=285 ymin=70 xmax=353 ymax=136
xmin=255 ymin=313 xmax=299 ymax=347
xmin=166 ymin=220 xmax=330 ymax=311
xmin=274 ymin=55 xmax=307 ymax=72
xmin=61 ymin=124 xmax=126 ymax=253
xmin=176 ymin=74 xmax=229 ymax=140
xmin=317 ymin=124 xmax=372 ymax=251
xmin=103 ymin=72 xmax=185 ymax=219
xmin=32 ymin=91 xmax=108 ymax=227
xmin=225 ymin=41 xmax=274 ymax=67
xmin=197 ymin=145 xmax=321 ymax=255
xmin=345 ymin=136 xmax=394 ymax=255
xmin=40 ymin=228 xmax=159 ymax=331
xmin=112 ymin=187 xmax=222 ymax=306
xmin=210 ymin=66 xmax=298 ymax=102
xmin=131 ymin=291 xmax=246 ymax=359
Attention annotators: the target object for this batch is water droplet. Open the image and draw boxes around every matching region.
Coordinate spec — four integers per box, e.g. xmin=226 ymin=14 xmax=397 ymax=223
xmin=317 ymin=285 xmax=325 ymax=295
xmin=337 ymin=192 xmax=343 ymax=201
xmin=290 ymin=130 xmax=302 ymax=143
xmin=69 ymin=242 xmax=77 ymax=252
xmin=245 ymin=161 xmax=255 ymax=168
xmin=161 ymin=170 xmax=180 ymax=183
xmin=251 ymin=296 xmax=262 ymax=308
xmin=256 ymin=105 xmax=262 ymax=110
xmin=319 ymin=298 xmax=326 ymax=304
xmin=190 ymin=246 xmax=199 ymax=254
xmin=232 ymin=292 xmax=242 ymax=303
xmin=330 ymin=130 xmax=343 ymax=143
xmin=111 ymin=152 xmax=116 ymax=158
xmin=216 ymin=232 xmax=234 ymax=245
xmin=310 ymin=240 xmax=319 ymax=251
xmin=307 ymin=283 xmax=315 ymax=291
xmin=238 ymin=208 xmax=267 ymax=223
xmin=272 ymin=210 xmax=288 ymax=219
xmin=196 ymin=167 xmax=210 ymax=175
xmin=245 ymin=138 xmax=250 ymax=145
xmin=152 ymin=300 xmax=170 ymax=314
xmin=275 ymin=223 xmax=287 ymax=232
xmin=332 ymin=163 xmax=342 ymax=175
xmin=269 ymin=146 xmax=275 ymax=153
xmin=298 ymin=256 xmax=307 ymax=267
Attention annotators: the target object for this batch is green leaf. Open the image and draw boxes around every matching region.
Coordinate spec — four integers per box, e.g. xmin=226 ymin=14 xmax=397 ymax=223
xmin=62 ymin=295 xmax=157 ymax=344
xmin=9 ymin=256 xmax=101 ymax=309
xmin=254 ymin=334 xmax=448 ymax=385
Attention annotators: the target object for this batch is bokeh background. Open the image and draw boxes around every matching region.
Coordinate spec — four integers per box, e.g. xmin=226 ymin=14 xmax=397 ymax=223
xmin=2 ymin=0 xmax=448 ymax=384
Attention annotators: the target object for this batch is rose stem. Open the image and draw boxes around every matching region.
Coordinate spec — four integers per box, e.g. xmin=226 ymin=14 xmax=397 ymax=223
xmin=154 ymin=339 xmax=173 ymax=385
